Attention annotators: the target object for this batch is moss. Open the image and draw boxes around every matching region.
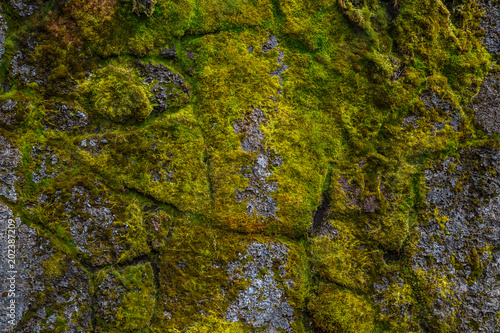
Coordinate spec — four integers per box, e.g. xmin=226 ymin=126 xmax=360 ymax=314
xmin=94 ymin=263 xmax=156 ymax=332
xmin=307 ymin=283 xmax=376 ymax=333
xmin=85 ymin=64 xmax=153 ymax=122
xmin=151 ymin=217 xmax=307 ymax=331
xmin=309 ymin=222 xmax=375 ymax=291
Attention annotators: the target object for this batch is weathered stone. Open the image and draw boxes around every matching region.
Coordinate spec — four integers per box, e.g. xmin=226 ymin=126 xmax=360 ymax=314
xmin=43 ymin=103 xmax=88 ymax=132
xmin=0 ymin=6 xmax=7 ymax=63
xmin=30 ymin=145 xmax=59 ymax=183
xmin=0 ymin=135 xmax=21 ymax=202
xmin=225 ymin=242 xmax=295 ymax=332
xmin=94 ymin=263 xmax=156 ymax=331
xmin=478 ymin=0 xmax=500 ymax=57
xmin=0 ymin=201 xmax=92 ymax=333
xmin=413 ymin=147 xmax=500 ymax=332
xmin=473 ymin=73 xmax=500 ymax=135
xmin=234 ymin=108 xmax=283 ymax=219
xmin=136 ymin=60 xmax=190 ymax=112
xmin=261 ymin=35 xmax=279 ymax=53
xmin=160 ymin=45 xmax=177 ymax=59
xmin=0 ymin=99 xmax=18 ymax=127
xmin=7 ymin=0 xmax=40 ymax=17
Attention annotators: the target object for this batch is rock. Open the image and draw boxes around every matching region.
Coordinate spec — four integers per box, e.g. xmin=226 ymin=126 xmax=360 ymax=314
xmin=0 ymin=6 xmax=7 ymax=63
xmin=160 ymin=45 xmax=177 ymax=59
xmin=94 ymin=263 xmax=156 ymax=331
xmin=225 ymin=242 xmax=295 ymax=332
xmin=473 ymin=73 xmax=500 ymax=135
xmin=30 ymin=145 xmax=59 ymax=183
xmin=0 ymin=201 xmax=92 ymax=333
xmin=43 ymin=103 xmax=88 ymax=132
xmin=0 ymin=135 xmax=21 ymax=202
xmin=7 ymin=0 xmax=40 ymax=17
xmin=0 ymin=99 xmax=18 ymax=127
xmin=136 ymin=60 xmax=190 ymax=112
xmin=133 ymin=0 xmax=156 ymax=17
xmin=261 ymin=35 xmax=279 ymax=53
xmin=418 ymin=90 xmax=461 ymax=131
xmin=389 ymin=56 xmax=405 ymax=82
xmin=478 ymin=0 xmax=500 ymax=57
xmin=10 ymin=51 xmax=38 ymax=85
xmin=413 ymin=147 xmax=500 ymax=331
xmin=37 ymin=185 xmax=149 ymax=266
xmin=233 ymin=108 xmax=283 ymax=219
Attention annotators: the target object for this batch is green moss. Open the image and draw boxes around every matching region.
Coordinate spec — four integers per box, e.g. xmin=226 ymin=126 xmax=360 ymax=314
xmin=85 ymin=64 xmax=153 ymax=122
xmin=309 ymin=222 xmax=375 ymax=291
xmin=307 ymin=283 xmax=375 ymax=333
xmin=151 ymin=217 xmax=307 ymax=331
xmin=94 ymin=263 xmax=156 ymax=331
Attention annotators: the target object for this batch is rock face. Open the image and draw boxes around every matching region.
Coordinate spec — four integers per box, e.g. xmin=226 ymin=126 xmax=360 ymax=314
xmin=136 ymin=60 xmax=190 ymax=112
xmin=7 ymin=0 xmax=40 ymax=17
xmin=478 ymin=0 xmax=500 ymax=57
xmin=0 ymin=136 xmax=21 ymax=202
xmin=43 ymin=103 xmax=88 ymax=132
xmin=225 ymin=242 xmax=295 ymax=332
xmin=234 ymin=108 xmax=283 ymax=219
xmin=94 ymin=263 xmax=156 ymax=331
xmin=474 ymin=73 xmax=500 ymax=135
xmin=1 ymin=0 xmax=500 ymax=332
xmin=413 ymin=148 xmax=500 ymax=331
xmin=0 ymin=201 xmax=92 ymax=333
xmin=0 ymin=6 xmax=7 ymax=63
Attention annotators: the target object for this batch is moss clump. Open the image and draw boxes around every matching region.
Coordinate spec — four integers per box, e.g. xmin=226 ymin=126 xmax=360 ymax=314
xmin=87 ymin=64 xmax=153 ymax=122
xmin=309 ymin=222 xmax=375 ymax=291
xmin=94 ymin=263 xmax=156 ymax=332
xmin=307 ymin=283 xmax=375 ymax=333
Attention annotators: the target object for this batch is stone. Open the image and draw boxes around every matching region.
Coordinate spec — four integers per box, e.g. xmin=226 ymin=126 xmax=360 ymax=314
xmin=473 ymin=73 xmax=500 ymax=135
xmin=225 ymin=242 xmax=295 ymax=332
xmin=0 ymin=135 xmax=21 ymax=202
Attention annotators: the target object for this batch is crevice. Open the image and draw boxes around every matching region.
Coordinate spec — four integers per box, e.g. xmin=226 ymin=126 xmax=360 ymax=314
xmin=123 ymin=185 xmax=183 ymax=215
xmin=311 ymin=192 xmax=329 ymax=234
xmin=378 ymin=0 xmax=400 ymax=22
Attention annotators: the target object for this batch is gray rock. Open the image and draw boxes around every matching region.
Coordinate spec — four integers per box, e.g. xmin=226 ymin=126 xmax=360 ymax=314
xmin=0 ymin=135 xmax=21 ymax=202
xmin=136 ymin=60 xmax=190 ymax=112
xmin=0 ymin=6 xmax=7 ymax=63
xmin=0 ymin=201 xmax=92 ymax=333
xmin=225 ymin=242 xmax=295 ymax=332
xmin=478 ymin=0 xmax=500 ymax=57
xmin=43 ymin=103 xmax=88 ymax=132
xmin=413 ymin=147 xmax=500 ymax=332
xmin=160 ymin=45 xmax=177 ymax=59
xmin=262 ymin=35 xmax=279 ymax=53
xmin=473 ymin=73 xmax=500 ymax=135
xmin=0 ymin=99 xmax=18 ymax=126
xmin=30 ymin=145 xmax=59 ymax=183
xmin=233 ymin=108 xmax=282 ymax=219
xmin=8 ymin=0 xmax=40 ymax=17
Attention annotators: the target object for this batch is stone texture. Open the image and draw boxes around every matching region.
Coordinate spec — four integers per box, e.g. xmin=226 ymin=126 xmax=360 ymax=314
xmin=234 ymin=108 xmax=283 ymax=219
xmin=225 ymin=242 xmax=295 ymax=332
xmin=43 ymin=103 xmax=88 ymax=132
xmin=7 ymin=0 xmax=40 ymax=17
xmin=0 ymin=135 xmax=21 ymax=202
xmin=478 ymin=0 xmax=500 ymax=57
xmin=0 ymin=201 xmax=92 ymax=333
xmin=413 ymin=147 xmax=500 ymax=332
xmin=473 ymin=73 xmax=500 ymax=135
xmin=136 ymin=60 xmax=190 ymax=112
